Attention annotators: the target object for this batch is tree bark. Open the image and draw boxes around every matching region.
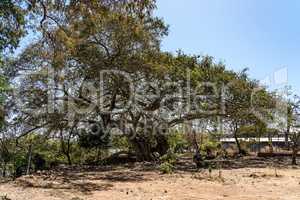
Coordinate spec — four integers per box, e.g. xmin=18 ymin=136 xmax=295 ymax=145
xmin=131 ymin=136 xmax=153 ymax=161
xmin=292 ymin=146 xmax=298 ymax=165
xmin=26 ymin=144 xmax=33 ymax=175
xmin=66 ymin=134 xmax=72 ymax=165
xmin=2 ymin=162 xmax=6 ymax=177
xmin=60 ymin=130 xmax=72 ymax=165
xmin=285 ymin=131 xmax=289 ymax=149
xmin=233 ymin=128 xmax=244 ymax=155
xmin=192 ymin=131 xmax=204 ymax=168
xmin=65 ymin=152 xmax=72 ymax=166
xmin=96 ymin=147 xmax=101 ymax=163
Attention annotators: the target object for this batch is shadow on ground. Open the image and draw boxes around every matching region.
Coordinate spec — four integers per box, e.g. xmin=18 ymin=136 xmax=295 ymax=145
xmin=13 ymin=164 xmax=154 ymax=195
xmin=9 ymin=155 xmax=300 ymax=196
xmin=176 ymin=155 xmax=300 ymax=172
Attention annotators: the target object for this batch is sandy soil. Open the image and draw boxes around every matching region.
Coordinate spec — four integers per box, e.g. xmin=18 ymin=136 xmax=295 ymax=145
xmin=1 ymin=160 xmax=300 ymax=200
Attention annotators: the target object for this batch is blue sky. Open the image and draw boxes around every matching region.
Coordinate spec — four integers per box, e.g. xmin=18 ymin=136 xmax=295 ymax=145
xmin=155 ymin=0 xmax=300 ymax=94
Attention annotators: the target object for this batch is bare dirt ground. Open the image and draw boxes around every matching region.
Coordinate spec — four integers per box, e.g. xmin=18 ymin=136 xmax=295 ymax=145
xmin=1 ymin=157 xmax=300 ymax=200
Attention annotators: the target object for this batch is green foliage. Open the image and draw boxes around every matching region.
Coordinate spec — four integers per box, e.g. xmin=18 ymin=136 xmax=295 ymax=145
xmin=64 ymin=144 xmax=96 ymax=165
xmin=0 ymin=0 xmax=28 ymax=126
xmin=167 ymin=131 xmax=188 ymax=153
xmin=201 ymin=140 xmax=220 ymax=152
xmin=78 ymin=126 xmax=111 ymax=149
xmin=159 ymin=149 xmax=178 ymax=165
xmin=159 ymin=148 xmax=177 ymax=173
xmin=111 ymin=135 xmax=131 ymax=151
xmin=0 ymin=0 xmax=26 ymax=52
xmin=159 ymin=162 xmax=174 ymax=174
xmin=0 ymin=0 xmax=282 ymax=172
xmin=12 ymin=152 xmax=27 ymax=177
xmin=197 ymin=134 xmax=222 ymax=159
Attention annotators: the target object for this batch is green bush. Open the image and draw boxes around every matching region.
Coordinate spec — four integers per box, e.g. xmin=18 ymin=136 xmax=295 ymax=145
xmin=159 ymin=149 xmax=177 ymax=165
xmin=159 ymin=162 xmax=174 ymax=174
xmin=201 ymin=140 xmax=220 ymax=152
xmin=13 ymin=152 xmax=27 ymax=177
xmin=167 ymin=131 xmax=188 ymax=153
xmin=200 ymin=138 xmax=222 ymax=159
xmin=111 ymin=135 xmax=131 ymax=151
xmin=159 ymin=148 xmax=178 ymax=174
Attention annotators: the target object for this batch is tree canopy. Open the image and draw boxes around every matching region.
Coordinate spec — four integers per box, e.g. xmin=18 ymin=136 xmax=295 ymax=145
xmin=0 ymin=0 xmax=288 ymax=173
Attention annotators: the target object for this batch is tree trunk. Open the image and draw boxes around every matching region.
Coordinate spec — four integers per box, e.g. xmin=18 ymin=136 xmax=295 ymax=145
xmin=66 ymin=135 xmax=72 ymax=165
xmin=192 ymin=131 xmax=204 ymax=168
xmin=268 ymin=135 xmax=273 ymax=155
xmin=285 ymin=131 xmax=289 ymax=149
xmin=131 ymin=137 xmax=153 ymax=161
xmin=60 ymin=130 xmax=72 ymax=165
xmin=285 ymin=123 xmax=290 ymax=150
xmin=61 ymin=144 xmax=72 ymax=165
xmin=258 ymin=137 xmax=261 ymax=153
xmin=96 ymin=147 xmax=101 ymax=163
xmin=26 ymin=144 xmax=32 ymax=175
xmin=2 ymin=162 xmax=6 ymax=177
xmin=66 ymin=153 xmax=72 ymax=166
xmin=292 ymin=147 xmax=297 ymax=165
xmin=233 ymin=130 xmax=244 ymax=155
xmin=152 ymin=134 xmax=169 ymax=156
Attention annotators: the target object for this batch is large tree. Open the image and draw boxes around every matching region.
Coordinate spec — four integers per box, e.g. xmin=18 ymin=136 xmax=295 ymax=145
xmin=5 ymin=0 xmax=278 ymax=164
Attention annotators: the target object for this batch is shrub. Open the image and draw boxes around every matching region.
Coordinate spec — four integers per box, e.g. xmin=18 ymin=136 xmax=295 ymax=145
xmin=159 ymin=149 xmax=177 ymax=165
xmin=159 ymin=149 xmax=178 ymax=174
xmin=200 ymin=140 xmax=221 ymax=160
xmin=167 ymin=131 xmax=188 ymax=153
xmin=111 ymin=135 xmax=131 ymax=151
xmin=33 ymin=153 xmax=46 ymax=171
xmin=159 ymin=162 xmax=174 ymax=174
